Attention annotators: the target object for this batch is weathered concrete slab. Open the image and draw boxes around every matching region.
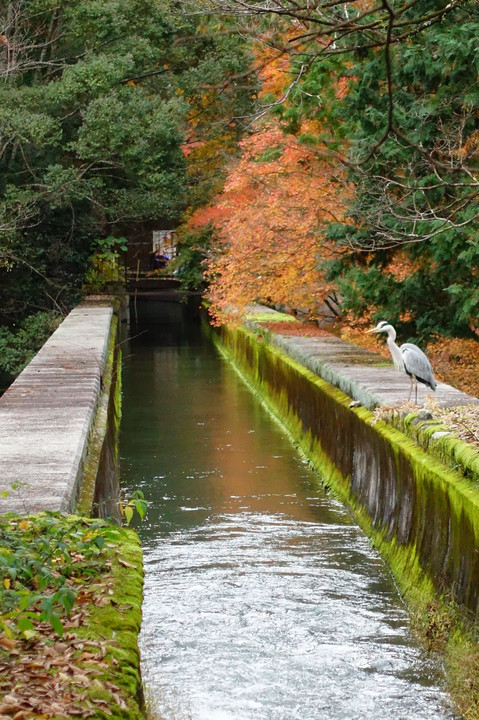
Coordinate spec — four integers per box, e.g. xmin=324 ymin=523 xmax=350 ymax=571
xmin=0 ymin=304 xmax=115 ymax=515
xmin=245 ymin=308 xmax=478 ymax=409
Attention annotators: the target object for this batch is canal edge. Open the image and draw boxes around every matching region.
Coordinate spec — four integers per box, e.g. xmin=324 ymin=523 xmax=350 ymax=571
xmin=210 ymin=314 xmax=479 ymax=719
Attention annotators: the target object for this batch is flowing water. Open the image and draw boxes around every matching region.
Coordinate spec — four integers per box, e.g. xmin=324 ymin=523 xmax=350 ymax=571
xmin=120 ymin=302 xmax=455 ymax=720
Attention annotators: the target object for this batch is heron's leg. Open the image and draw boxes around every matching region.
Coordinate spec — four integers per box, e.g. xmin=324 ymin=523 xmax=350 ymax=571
xmin=407 ymin=376 xmax=413 ymax=402
xmin=414 ymin=378 xmax=418 ymax=405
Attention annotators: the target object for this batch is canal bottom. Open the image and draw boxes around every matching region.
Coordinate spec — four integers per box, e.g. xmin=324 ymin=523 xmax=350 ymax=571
xmin=120 ymin=301 xmax=455 ymax=720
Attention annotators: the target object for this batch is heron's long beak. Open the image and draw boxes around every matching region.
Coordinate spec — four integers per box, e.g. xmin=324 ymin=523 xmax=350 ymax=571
xmin=365 ymin=327 xmax=378 ymax=334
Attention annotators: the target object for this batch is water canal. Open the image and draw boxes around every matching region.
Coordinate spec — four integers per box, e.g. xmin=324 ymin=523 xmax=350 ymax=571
xmin=120 ymin=302 xmax=455 ymax=720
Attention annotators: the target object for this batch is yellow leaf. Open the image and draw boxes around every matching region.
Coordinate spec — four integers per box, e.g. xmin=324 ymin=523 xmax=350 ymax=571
xmin=3 ymin=578 xmax=11 ymax=589
xmin=124 ymin=506 xmax=134 ymax=525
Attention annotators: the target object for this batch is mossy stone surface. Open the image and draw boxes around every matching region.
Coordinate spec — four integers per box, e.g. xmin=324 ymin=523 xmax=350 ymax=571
xmin=74 ymin=525 xmax=144 ymax=720
xmin=76 ymin=315 xmax=121 ymax=516
xmin=214 ymin=320 xmax=479 ymax=718
xmin=244 ymin=311 xmax=298 ymax=324
xmin=214 ymin=323 xmax=479 ymax=616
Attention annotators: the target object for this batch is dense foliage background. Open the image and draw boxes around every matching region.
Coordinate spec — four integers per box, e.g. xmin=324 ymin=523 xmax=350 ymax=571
xmin=1 ymin=0 xmax=477 ymax=389
xmin=0 ymin=0 xmax=255 ymax=387
xmin=181 ymin=0 xmax=479 ymax=345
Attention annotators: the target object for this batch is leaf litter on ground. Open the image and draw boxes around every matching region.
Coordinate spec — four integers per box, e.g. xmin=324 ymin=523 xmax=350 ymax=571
xmin=0 ymin=515 xmax=134 ymax=719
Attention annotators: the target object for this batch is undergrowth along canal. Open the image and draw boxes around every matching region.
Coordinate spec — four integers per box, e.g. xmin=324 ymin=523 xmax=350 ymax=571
xmin=120 ymin=301 xmax=456 ymax=720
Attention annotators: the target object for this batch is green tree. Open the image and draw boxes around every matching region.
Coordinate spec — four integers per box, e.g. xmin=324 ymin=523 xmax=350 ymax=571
xmin=0 ymin=311 xmax=61 ymax=391
xmin=0 ymin=0 xmax=255 ymax=326
xmin=195 ymin=0 xmax=479 ymax=340
xmin=316 ymin=3 xmax=479 ymax=340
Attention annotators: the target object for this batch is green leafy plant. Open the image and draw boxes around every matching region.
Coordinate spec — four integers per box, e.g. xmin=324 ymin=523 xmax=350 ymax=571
xmin=94 ymin=236 xmax=128 ymax=255
xmin=0 ymin=311 xmax=62 ymax=392
xmin=82 ymin=236 xmax=128 ymax=291
xmin=0 ymin=484 xmax=150 ymax=640
xmin=119 ymin=490 xmax=149 ymax=526
xmin=172 ymin=223 xmax=216 ymax=291
xmin=0 ymin=513 xmax=114 ymax=640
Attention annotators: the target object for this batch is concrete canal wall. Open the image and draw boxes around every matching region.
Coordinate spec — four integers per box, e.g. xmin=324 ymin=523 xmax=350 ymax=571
xmin=215 ymin=309 xmax=479 ymax=619
xmin=0 ymin=297 xmax=144 ymax=720
xmin=0 ymin=297 xmax=121 ymax=517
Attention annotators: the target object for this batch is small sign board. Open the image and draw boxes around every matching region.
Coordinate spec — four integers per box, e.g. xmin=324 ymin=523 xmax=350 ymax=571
xmin=152 ymin=230 xmax=177 ymax=260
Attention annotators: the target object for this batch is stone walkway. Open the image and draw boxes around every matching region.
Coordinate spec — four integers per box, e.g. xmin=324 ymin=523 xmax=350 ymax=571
xmin=0 ymin=304 xmax=115 ymax=515
xmin=245 ymin=308 xmax=478 ymax=410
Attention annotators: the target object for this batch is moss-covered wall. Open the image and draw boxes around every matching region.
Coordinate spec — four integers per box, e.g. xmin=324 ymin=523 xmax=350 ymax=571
xmin=76 ymin=301 xmax=123 ymax=519
xmin=216 ymin=323 xmax=479 ymax=619
xmin=82 ymin=524 xmax=145 ymax=719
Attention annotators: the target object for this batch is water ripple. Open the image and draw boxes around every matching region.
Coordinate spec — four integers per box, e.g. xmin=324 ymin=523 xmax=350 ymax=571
xmin=121 ymin=307 xmax=457 ymax=720
xmin=140 ymin=512 xmax=454 ymax=720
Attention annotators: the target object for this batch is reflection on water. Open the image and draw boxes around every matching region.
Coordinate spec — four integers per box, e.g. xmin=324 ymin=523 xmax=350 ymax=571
xmin=120 ymin=302 xmax=455 ymax=720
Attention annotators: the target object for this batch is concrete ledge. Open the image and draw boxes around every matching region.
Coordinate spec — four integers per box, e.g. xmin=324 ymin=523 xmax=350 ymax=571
xmin=244 ymin=307 xmax=478 ymax=410
xmin=243 ymin=307 xmax=479 ymax=484
xmin=0 ymin=302 xmax=117 ymax=515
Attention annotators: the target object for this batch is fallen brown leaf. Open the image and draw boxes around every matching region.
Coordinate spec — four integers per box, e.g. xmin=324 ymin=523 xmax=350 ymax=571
xmin=13 ymin=711 xmax=29 ymax=720
xmin=0 ymin=702 xmax=23 ymax=716
xmin=117 ymin=559 xmax=136 ymax=569
xmin=0 ymin=637 xmax=17 ymax=652
xmin=72 ymin=674 xmax=90 ymax=686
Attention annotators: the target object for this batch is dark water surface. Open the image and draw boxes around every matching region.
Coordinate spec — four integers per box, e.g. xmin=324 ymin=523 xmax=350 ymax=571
xmin=120 ymin=302 xmax=454 ymax=720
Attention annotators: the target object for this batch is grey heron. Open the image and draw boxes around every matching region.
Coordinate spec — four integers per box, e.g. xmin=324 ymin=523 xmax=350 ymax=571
xmin=366 ymin=321 xmax=437 ymax=403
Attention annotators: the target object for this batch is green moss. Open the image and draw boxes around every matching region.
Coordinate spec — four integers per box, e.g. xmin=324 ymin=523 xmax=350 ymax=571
xmin=75 ymin=525 xmax=144 ymax=719
xmin=431 ymin=434 xmax=479 ymax=483
xmin=394 ymin=412 xmax=479 ymax=486
xmin=244 ymin=311 xmax=297 ymax=323
xmin=77 ymin=314 xmax=121 ymax=516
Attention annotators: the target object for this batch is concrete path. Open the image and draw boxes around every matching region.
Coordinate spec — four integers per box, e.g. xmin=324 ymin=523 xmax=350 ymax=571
xmin=0 ymin=304 xmax=114 ymax=515
xmin=245 ymin=308 xmax=478 ymax=410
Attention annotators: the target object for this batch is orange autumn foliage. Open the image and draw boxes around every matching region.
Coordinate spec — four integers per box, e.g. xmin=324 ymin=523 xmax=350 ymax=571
xmin=188 ymin=121 xmax=348 ymax=323
xmin=254 ymin=39 xmax=295 ymax=99
xmin=382 ymin=251 xmax=423 ymax=282
xmin=182 ymin=135 xmax=238 ymax=200
xmin=426 ymin=337 xmax=479 ymax=398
